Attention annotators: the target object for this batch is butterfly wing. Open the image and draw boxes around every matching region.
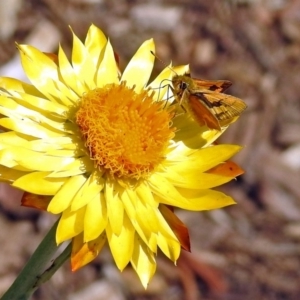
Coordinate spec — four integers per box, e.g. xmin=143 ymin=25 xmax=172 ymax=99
xmin=193 ymin=79 xmax=232 ymax=93
xmin=195 ymin=91 xmax=247 ymax=127
xmin=172 ymin=74 xmax=246 ymax=130
xmin=183 ymin=94 xmax=221 ymax=130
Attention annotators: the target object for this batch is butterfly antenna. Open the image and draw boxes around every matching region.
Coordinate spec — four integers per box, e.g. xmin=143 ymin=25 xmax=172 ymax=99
xmin=150 ymin=51 xmax=178 ymax=76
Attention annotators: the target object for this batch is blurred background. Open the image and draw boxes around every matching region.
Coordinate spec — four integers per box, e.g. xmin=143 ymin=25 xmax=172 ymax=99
xmin=1 ymin=0 xmax=300 ymax=299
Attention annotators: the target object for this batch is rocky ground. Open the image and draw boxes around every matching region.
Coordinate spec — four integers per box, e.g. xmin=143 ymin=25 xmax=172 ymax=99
xmin=1 ymin=0 xmax=300 ymax=299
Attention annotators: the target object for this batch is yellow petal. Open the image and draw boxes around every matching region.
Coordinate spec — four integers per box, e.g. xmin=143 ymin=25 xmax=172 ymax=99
xmin=131 ymin=235 xmax=156 ymax=288
xmin=0 ymin=165 xmax=26 ymax=183
xmin=71 ymin=29 xmax=97 ymax=90
xmin=0 ymin=77 xmax=44 ymax=97
xmin=18 ymin=44 xmax=58 ymax=82
xmin=29 ymin=136 xmax=77 ymax=152
xmin=147 ymin=64 xmax=173 ymax=101
xmin=172 ymin=64 xmax=190 ymax=75
xmin=0 ymin=146 xmax=75 ymax=171
xmin=169 ymin=144 xmax=242 ymax=173
xmin=148 ymin=173 xmax=187 ymax=205
xmin=121 ymin=39 xmax=155 ymax=91
xmin=84 ymin=192 xmax=107 ymax=241
xmin=163 ymin=168 xmax=237 ymax=189
xmin=0 ymin=117 xmax=63 ymax=139
xmin=157 ymin=231 xmax=180 ymax=262
xmin=105 ymin=181 xmax=124 ymax=236
xmin=121 ymin=188 xmax=157 ymax=252
xmin=96 ymin=40 xmax=119 ymax=87
xmin=56 ymin=206 xmax=86 ymax=244
xmin=47 ymin=157 xmax=93 ymax=178
xmin=156 ymin=210 xmax=181 ymax=261
xmin=12 ymin=171 xmax=66 ymax=195
xmin=173 ymin=113 xmax=224 ymax=148
xmin=18 ymin=44 xmax=76 ymax=105
xmin=0 ymin=97 xmax=70 ymax=134
xmin=44 ymin=149 xmax=78 ymax=157
xmin=71 ymin=172 xmax=104 ymax=211
xmin=135 ymin=181 xmax=158 ymax=208
xmin=9 ymin=92 xmax=68 ymax=117
xmin=58 ymin=45 xmax=86 ymax=96
xmin=135 ymin=201 xmax=159 ymax=234
xmin=150 ymin=172 xmax=236 ymax=210
xmin=164 ymin=188 xmax=236 ymax=210
xmin=0 ymin=131 xmax=32 ymax=149
xmin=48 ymin=175 xmax=87 ymax=214
xmin=106 ymin=213 xmax=134 ymax=270
xmin=84 ymin=24 xmax=107 ymax=66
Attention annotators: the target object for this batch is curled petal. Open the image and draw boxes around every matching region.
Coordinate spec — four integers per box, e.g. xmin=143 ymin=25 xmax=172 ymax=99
xmin=21 ymin=192 xmax=51 ymax=211
xmin=71 ymin=233 xmax=106 ymax=271
xmin=160 ymin=204 xmax=190 ymax=252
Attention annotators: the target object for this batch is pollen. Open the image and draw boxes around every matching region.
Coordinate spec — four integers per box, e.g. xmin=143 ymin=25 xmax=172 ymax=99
xmin=76 ymin=83 xmax=175 ymax=179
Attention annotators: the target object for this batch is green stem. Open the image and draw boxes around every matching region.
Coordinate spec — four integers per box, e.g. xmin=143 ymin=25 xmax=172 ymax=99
xmin=33 ymin=242 xmax=71 ymax=288
xmin=1 ymin=219 xmax=70 ymax=300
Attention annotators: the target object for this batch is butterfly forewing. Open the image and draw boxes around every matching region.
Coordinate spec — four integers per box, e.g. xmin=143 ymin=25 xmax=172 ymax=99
xmin=192 ymin=79 xmax=232 ymax=93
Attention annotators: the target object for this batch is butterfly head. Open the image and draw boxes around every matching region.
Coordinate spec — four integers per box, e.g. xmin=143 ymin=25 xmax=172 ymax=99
xmin=172 ymin=73 xmax=193 ymax=98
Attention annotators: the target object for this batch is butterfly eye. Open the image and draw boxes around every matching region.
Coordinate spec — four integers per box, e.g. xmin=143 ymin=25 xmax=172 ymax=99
xmin=179 ymin=81 xmax=188 ymax=90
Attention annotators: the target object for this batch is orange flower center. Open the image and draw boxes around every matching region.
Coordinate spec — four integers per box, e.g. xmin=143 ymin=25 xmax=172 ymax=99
xmin=76 ymin=83 xmax=175 ymax=179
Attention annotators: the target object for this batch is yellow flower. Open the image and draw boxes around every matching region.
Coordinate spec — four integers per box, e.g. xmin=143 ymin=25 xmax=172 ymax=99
xmin=0 ymin=25 xmax=243 ymax=287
